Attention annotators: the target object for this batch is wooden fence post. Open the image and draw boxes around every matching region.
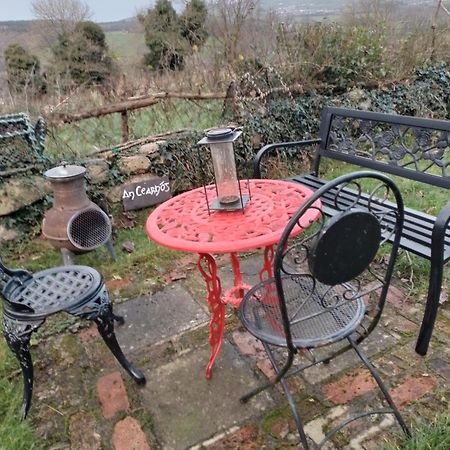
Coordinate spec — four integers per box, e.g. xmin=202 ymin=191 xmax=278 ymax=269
xmin=121 ymin=111 xmax=129 ymax=143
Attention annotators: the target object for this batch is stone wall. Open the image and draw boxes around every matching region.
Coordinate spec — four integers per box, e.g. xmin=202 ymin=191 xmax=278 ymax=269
xmin=0 ymin=140 xmax=168 ymax=243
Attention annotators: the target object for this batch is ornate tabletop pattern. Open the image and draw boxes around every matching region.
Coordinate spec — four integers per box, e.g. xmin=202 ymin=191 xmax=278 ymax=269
xmin=146 ymin=179 xmax=319 ymax=254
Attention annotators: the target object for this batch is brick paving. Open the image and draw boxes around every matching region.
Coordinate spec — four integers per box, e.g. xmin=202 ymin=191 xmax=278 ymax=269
xmin=96 ymin=372 xmax=130 ymax=419
xmin=322 ymin=369 xmax=378 ymax=404
xmin=112 ymin=417 xmax=151 ymax=450
xmin=27 ymin=255 xmax=450 ymax=449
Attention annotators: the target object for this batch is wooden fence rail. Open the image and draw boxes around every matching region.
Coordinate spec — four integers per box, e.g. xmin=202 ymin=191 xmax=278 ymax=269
xmin=47 ymin=91 xmax=228 ymax=143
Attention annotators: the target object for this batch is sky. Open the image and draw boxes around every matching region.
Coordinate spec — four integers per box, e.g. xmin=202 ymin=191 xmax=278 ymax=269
xmin=0 ymin=0 xmax=186 ymax=22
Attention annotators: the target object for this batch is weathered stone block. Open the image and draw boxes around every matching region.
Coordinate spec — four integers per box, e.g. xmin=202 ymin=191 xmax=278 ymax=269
xmin=391 ymin=373 xmax=437 ymax=407
xmin=96 ymin=371 xmax=130 ymax=419
xmin=0 ymin=176 xmax=49 ymax=216
xmin=139 ymin=141 xmax=166 ymax=156
xmin=117 ymin=155 xmax=151 ymax=175
xmin=112 ymin=416 xmax=151 ymax=450
xmin=0 ymin=220 xmax=19 ymax=242
xmin=322 ymin=368 xmax=377 ymax=404
xmin=86 ymin=159 xmax=110 ymax=184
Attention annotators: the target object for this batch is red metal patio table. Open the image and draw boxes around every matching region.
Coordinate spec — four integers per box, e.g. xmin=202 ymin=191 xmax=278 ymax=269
xmin=145 ymin=179 xmax=320 ymax=378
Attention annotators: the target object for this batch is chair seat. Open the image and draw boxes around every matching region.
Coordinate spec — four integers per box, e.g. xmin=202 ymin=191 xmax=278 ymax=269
xmin=2 ymin=265 xmax=103 ymax=319
xmin=239 ymin=275 xmax=365 ymax=349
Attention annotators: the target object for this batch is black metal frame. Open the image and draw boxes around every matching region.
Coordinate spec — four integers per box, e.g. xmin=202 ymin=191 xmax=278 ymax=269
xmin=0 ymin=258 xmax=146 ymax=419
xmin=0 ymin=112 xmax=47 ymax=177
xmin=252 ymin=107 xmax=450 ymax=356
xmin=238 ymin=171 xmax=410 ymax=448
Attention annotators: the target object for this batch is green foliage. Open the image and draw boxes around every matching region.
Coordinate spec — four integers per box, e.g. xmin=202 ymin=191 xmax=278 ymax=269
xmin=139 ymin=0 xmax=185 ymax=70
xmin=139 ymin=0 xmax=208 ymax=70
xmin=51 ymin=21 xmax=114 ymax=87
xmin=4 ymin=44 xmax=46 ymax=95
xmin=276 ymin=22 xmax=388 ymax=89
xmin=180 ymin=0 xmax=208 ymax=48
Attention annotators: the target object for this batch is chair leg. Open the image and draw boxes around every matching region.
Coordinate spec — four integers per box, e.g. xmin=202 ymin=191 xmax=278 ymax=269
xmin=240 ymin=343 xmax=310 ymax=448
xmin=71 ymin=287 xmax=146 ymax=385
xmin=348 ymin=337 xmax=411 ymax=437
xmin=93 ymin=305 xmax=146 ymax=385
xmin=3 ymin=317 xmax=42 ymax=419
xmin=262 ymin=342 xmax=310 ymax=449
xmin=240 ymin=346 xmax=295 ymax=403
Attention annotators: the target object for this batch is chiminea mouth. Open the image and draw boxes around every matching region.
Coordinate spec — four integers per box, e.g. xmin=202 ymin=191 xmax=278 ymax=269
xmin=67 ymin=207 xmax=112 ymax=251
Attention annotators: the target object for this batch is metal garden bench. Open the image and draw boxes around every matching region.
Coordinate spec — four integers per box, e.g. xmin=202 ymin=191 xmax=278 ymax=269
xmin=253 ymin=106 xmax=450 ymax=356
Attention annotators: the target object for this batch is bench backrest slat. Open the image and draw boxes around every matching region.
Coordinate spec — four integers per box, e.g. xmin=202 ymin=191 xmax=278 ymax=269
xmin=313 ymin=107 xmax=450 ymax=189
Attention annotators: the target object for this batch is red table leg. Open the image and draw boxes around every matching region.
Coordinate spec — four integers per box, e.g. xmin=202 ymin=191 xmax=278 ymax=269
xmin=222 ymin=252 xmax=252 ymax=309
xmin=197 ymin=253 xmax=224 ymax=379
xmin=259 ymin=245 xmax=274 ymax=281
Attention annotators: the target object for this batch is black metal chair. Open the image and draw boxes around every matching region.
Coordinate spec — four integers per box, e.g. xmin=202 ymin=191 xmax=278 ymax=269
xmin=238 ymin=171 xmax=411 ymax=448
xmin=0 ymin=260 xmax=146 ymax=419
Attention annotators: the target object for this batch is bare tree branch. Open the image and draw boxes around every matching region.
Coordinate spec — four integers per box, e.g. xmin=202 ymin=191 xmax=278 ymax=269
xmin=31 ymin=0 xmax=92 ymax=40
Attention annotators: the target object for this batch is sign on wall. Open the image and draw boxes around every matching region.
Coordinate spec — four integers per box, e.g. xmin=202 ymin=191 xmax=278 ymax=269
xmin=122 ymin=176 xmax=171 ymax=211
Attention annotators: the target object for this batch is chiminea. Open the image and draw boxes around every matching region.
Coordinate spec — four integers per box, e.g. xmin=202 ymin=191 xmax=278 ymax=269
xmin=42 ymin=164 xmax=116 ymax=265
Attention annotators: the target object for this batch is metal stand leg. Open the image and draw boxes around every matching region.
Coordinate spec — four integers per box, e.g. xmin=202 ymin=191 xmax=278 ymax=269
xmin=60 ymin=248 xmax=74 ymax=265
xmin=3 ymin=318 xmax=42 ymax=419
xmin=72 ymin=287 xmax=146 ymax=385
xmin=93 ymin=306 xmax=146 ymax=384
xmin=197 ymin=253 xmax=224 ymax=379
xmin=105 ymin=238 xmax=117 ymax=261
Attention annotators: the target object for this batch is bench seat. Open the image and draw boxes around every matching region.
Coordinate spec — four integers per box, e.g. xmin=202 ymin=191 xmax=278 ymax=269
xmin=292 ymin=173 xmax=450 ymax=263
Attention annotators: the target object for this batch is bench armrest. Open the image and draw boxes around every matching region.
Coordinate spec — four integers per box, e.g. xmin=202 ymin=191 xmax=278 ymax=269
xmin=415 ymin=198 xmax=450 ymax=355
xmin=253 ymin=139 xmax=321 ymax=178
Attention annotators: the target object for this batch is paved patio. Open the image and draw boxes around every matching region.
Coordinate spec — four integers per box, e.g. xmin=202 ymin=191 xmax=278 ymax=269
xmin=28 ymin=253 xmax=449 ymax=449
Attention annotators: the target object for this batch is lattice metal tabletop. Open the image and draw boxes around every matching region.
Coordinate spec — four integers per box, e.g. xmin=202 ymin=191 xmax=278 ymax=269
xmin=3 ymin=266 xmax=102 ymax=319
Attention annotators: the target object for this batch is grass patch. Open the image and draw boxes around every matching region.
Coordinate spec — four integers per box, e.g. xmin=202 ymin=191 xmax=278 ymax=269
xmin=0 ymin=339 xmax=43 ymax=449
xmin=1 ymin=207 xmax=180 ymax=298
xmin=380 ymin=413 xmax=450 ymax=450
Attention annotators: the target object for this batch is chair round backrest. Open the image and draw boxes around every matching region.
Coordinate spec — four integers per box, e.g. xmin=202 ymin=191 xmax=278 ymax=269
xmin=272 ymin=171 xmax=405 ymax=351
xmin=308 ymin=209 xmax=381 ymax=285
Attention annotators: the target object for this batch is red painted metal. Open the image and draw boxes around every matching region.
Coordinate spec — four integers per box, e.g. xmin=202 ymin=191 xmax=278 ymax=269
xmin=197 ymin=253 xmax=224 ymax=379
xmin=146 ymin=179 xmax=320 ymax=377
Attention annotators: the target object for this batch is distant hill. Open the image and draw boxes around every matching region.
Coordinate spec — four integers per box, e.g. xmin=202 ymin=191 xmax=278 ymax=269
xmin=0 ymin=21 xmax=33 ymax=33
xmin=0 ymin=17 xmax=138 ymax=34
